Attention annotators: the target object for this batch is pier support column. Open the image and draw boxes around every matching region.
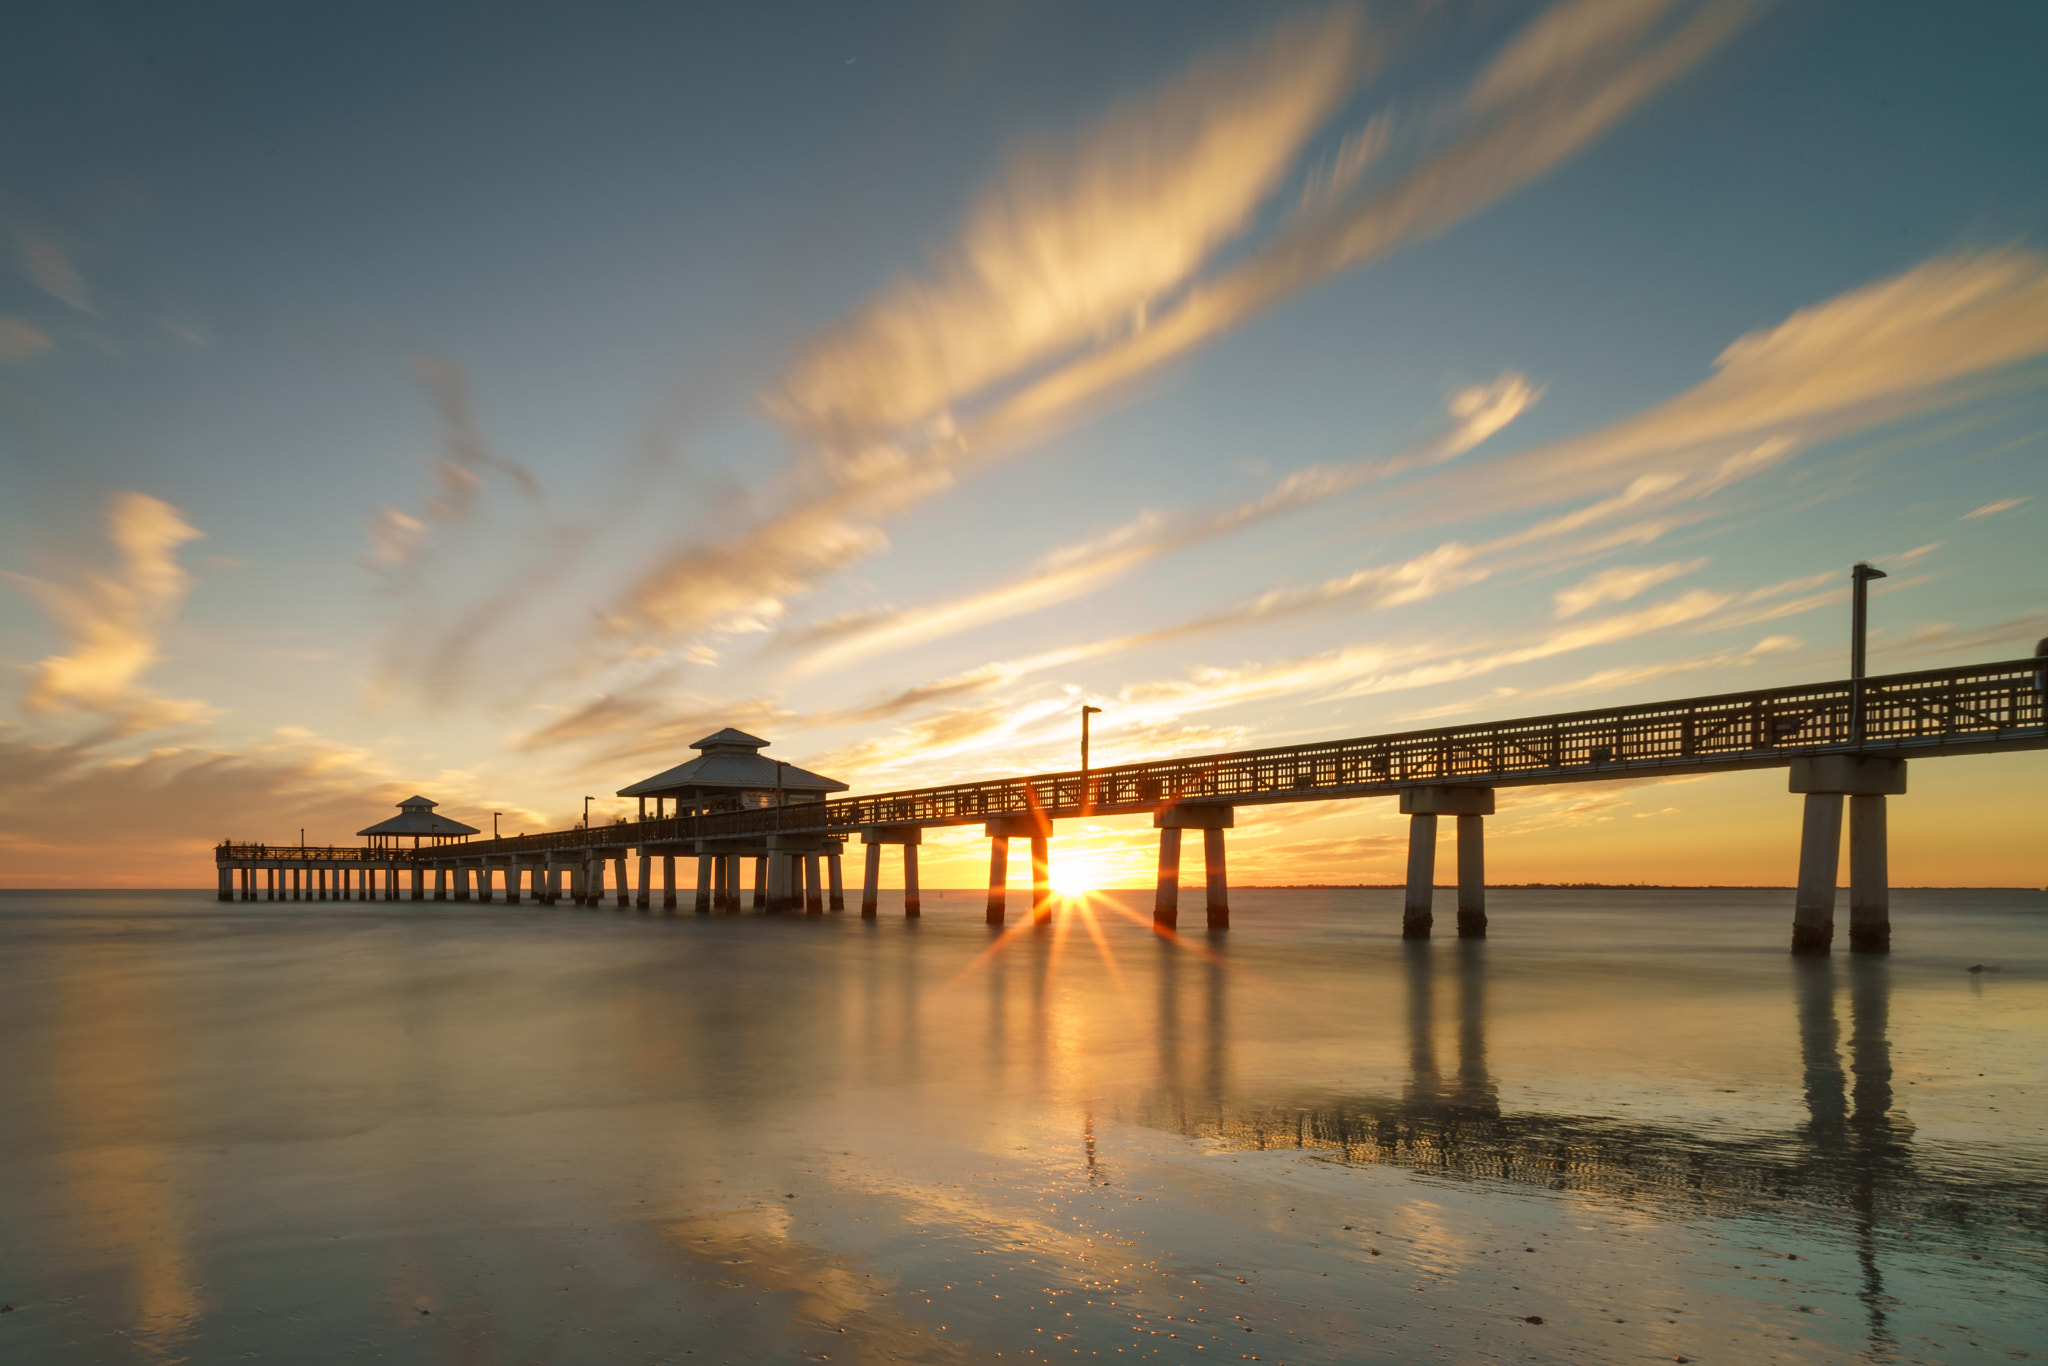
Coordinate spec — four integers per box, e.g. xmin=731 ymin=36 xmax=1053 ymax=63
xmin=505 ymin=863 xmax=521 ymax=905
xmin=1792 ymin=793 xmax=1843 ymax=954
xmin=662 ymin=855 xmax=676 ymax=911
xmin=541 ymin=857 xmax=556 ymax=906
xmin=694 ymin=854 xmax=712 ymax=913
xmin=410 ymin=867 xmax=424 ymax=901
xmin=1154 ymin=807 xmax=1232 ymax=931
xmin=985 ymin=836 xmax=1010 ymax=925
xmin=862 ymin=826 xmax=922 ymax=917
xmin=637 ymin=853 xmax=651 ymax=909
xmin=218 ymin=865 xmax=232 ymax=901
xmin=433 ymin=867 xmax=446 ymax=902
xmin=827 ymin=848 xmax=845 ymax=912
xmin=1789 ymin=756 xmax=1906 ymax=955
xmin=1204 ymin=828 xmax=1230 ymax=930
xmin=1456 ymin=815 xmax=1486 ymax=939
xmin=1030 ymin=832 xmax=1051 ymax=925
xmin=723 ymin=855 xmax=742 ymax=912
xmin=1403 ymin=817 xmax=1436 ymax=938
xmin=1849 ymin=795 xmax=1890 ymax=954
xmin=1399 ymin=788 xmax=1495 ymax=940
xmin=805 ymin=853 xmax=824 ymax=914
xmin=985 ymin=814 xmax=1050 ymax=927
xmin=613 ymin=854 xmax=629 ymax=908
xmin=752 ymin=856 xmax=768 ymax=909
xmin=1154 ymin=828 xmax=1182 ymax=929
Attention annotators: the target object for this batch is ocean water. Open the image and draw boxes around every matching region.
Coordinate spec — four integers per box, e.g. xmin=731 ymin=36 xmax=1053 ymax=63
xmin=0 ymin=887 xmax=2042 ymax=1365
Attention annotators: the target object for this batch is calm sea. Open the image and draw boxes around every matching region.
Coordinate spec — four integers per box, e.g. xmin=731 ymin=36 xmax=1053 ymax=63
xmin=1 ymin=887 xmax=2042 ymax=1364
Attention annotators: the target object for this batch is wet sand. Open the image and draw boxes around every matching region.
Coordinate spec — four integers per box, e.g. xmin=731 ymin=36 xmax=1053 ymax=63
xmin=1 ymin=887 xmax=2042 ymax=1364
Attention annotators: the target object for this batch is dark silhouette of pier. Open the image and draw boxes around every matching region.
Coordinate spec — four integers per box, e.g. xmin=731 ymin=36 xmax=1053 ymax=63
xmin=217 ymin=652 xmax=2044 ymax=953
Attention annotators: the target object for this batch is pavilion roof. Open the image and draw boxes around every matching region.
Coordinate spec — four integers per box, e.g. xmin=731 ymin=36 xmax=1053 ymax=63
xmin=616 ymin=733 xmax=847 ymax=798
xmin=356 ymin=796 xmax=480 ymax=837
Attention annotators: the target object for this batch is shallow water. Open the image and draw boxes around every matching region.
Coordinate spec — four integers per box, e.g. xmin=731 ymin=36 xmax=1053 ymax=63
xmin=1 ymin=887 xmax=2042 ymax=1364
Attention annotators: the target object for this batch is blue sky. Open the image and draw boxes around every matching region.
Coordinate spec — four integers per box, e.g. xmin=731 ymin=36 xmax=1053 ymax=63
xmin=2 ymin=0 xmax=2044 ymax=886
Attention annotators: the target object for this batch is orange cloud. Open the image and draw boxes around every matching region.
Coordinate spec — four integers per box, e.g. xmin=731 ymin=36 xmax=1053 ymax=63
xmin=8 ymin=492 xmax=207 ymax=728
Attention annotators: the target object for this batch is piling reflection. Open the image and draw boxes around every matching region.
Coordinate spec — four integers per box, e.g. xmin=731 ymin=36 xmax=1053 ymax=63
xmin=1123 ymin=936 xmax=2038 ymax=1359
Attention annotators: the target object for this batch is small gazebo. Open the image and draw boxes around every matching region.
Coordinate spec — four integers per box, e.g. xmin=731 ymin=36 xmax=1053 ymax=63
xmin=616 ymin=729 xmax=848 ymax=818
xmin=357 ymin=795 xmax=480 ymax=850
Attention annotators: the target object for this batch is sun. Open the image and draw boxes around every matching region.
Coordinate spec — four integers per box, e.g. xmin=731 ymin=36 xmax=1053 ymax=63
xmin=1051 ymin=863 xmax=1101 ymax=898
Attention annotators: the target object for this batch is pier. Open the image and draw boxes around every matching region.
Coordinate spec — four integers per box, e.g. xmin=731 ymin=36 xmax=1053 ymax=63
xmin=217 ymin=652 xmax=2044 ymax=952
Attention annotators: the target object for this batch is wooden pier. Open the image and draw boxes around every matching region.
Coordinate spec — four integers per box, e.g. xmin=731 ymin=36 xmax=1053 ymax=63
xmin=217 ymin=653 xmax=2045 ymax=953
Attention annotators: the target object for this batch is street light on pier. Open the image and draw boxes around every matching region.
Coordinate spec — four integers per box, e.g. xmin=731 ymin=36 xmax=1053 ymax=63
xmin=1080 ymin=705 xmax=1102 ymax=814
xmin=1850 ymin=562 xmax=1887 ymax=742
xmin=492 ymin=812 xmax=501 ymax=841
xmin=582 ymin=796 xmax=593 ymax=829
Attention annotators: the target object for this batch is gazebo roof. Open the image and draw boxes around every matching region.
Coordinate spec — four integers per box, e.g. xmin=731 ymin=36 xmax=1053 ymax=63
xmin=356 ymin=795 xmax=480 ymax=838
xmin=616 ymin=731 xmax=848 ymax=798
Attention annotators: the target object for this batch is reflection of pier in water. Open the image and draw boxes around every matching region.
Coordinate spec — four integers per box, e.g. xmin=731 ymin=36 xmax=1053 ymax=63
xmin=1120 ymin=943 xmax=2044 ymax=1347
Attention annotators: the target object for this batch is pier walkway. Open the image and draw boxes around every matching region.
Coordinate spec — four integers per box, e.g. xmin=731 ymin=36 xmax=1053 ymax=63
xmin=217 ymin=653 xmax=2044 ymax=953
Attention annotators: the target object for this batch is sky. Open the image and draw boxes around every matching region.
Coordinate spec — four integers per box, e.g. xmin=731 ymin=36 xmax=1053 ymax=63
xmin=2 ymin=0 xmax=2044 ymax=890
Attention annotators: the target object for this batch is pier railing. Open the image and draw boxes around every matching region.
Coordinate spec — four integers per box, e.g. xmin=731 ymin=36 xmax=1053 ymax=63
xmin=426 ymin=654 xmax=2043 ymax=858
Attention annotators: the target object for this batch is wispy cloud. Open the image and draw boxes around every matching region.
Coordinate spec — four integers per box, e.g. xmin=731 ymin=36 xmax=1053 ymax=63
xmin=783 ymin=372 xmax=1538 ymax=674
xmin=14 ymin=230 xmax=91 ymax=313
xmin=598 ymin=0 xmax=1754 ymax=660
xmin=1552 ymin=558 xmax=1708 ymax=618
xmin=1962 ymin=495 xmax=2031 ymax=519
xmin=768 ymin=8 xmax=1369 ymax=454
xmin=0 ymin=726 xmax=540 ymax=887
xmin=366 ymin=358 xmax=544 ymax=573
xmin=6 ymin=492 xmax=207 ymax=729
xmin=1420 ymin=249 xmax=2048 ymax=520
xmin=0 ymin=317 xmax=53 ymax=364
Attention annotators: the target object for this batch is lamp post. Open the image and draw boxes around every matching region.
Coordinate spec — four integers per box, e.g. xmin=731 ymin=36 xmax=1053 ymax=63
xmin=583 ymin=796 xmax=593 ymax=830
xmin=493 ymin=812 xmax=501 ymax=841
xmin=1080 ymin=705 xmax=1102 ymax=813
xmin=1850 ymin=562 xmax=1887 ymax=742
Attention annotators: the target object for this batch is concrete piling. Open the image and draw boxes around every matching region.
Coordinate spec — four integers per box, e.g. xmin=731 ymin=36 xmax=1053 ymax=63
xmin=861 ymin=841 xmax=881 ymax=918
xmin=1849 ymin=795 xmax=1889 ymax=953
xmin=1155 ymin=806 xmax=1231 ymax=932
xmin=827 ymin=849 xmax=845 ymax=911
xmin=1791 ymin=793 xmax=1843 ymax=954
xmin=1030 ymin=832 xmax=1050 ymax=925
xmin=805 ymin=853 xmax=824 ymax=914
xmin=1204 ymin=827 xmax=1230 ymax=930
xmin=1399 ymin=787 xmax=1495 ymax=940
xmin=1455 ymin=814 xmax=1486 ymax=939
xmin=1154 ymin=826 xmax=1182 ymax=929
xmin=1402 ymin=814 xmax=1437 ymax=939
xmin=985 ymin=815 xmax=1049 ymax=927
xmin=1789 ymin=755 xmax=1905 ymax=955
xmin=662 ymin=854 xmax=676 ymax=910
xmin=986 ymin=835 xmax=1009 ymax=925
